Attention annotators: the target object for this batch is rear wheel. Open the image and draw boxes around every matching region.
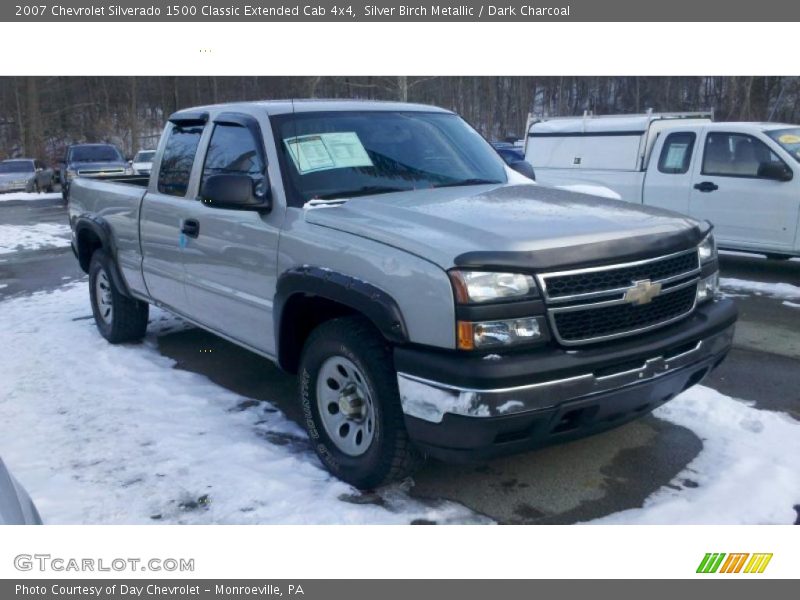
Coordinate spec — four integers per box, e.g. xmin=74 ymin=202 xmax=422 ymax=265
xmin=89 ymin=250 xmax=149 ymax=343
xmin=298 ymin=316 xmax=423 ymax=489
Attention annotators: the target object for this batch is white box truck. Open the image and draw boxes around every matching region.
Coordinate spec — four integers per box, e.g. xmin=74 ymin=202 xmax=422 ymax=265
xmin=525 ymin=111 xmax=800 ymax=259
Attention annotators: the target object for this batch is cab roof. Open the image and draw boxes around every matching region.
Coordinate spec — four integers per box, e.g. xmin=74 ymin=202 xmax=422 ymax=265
xmin=169 ymin=99 xmax=453 ymax=122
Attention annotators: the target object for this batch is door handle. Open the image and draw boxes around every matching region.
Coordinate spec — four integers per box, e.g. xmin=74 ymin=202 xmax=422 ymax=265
xmin=180 ymin=218 xmax=200 ymax=238
xmin=693 ymin=181 xmax=719 ymax=193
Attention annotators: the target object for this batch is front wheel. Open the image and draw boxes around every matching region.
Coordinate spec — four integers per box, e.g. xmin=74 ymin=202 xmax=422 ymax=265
xmin=298 ymin=317 xmax=423 ymax=489
xmin=89 ymin=250 xmax=149 ymax=343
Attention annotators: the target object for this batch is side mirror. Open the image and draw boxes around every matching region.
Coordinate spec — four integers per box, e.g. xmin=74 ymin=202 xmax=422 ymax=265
xmin=757 ymin=161 xmax=793 ymax=182
xmin=200 ymin=174 xmax=271 ymax=211
xmin=509 ymin=160 xmax=536 ymax=180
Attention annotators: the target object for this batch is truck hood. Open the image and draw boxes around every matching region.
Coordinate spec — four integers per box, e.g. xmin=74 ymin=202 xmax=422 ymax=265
xmin=303 ymin=183 xmax=706 ymax=270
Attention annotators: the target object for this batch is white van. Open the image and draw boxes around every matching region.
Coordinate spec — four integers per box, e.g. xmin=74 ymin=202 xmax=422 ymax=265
xmin=525 ymin=112 xmax=800 ymax=259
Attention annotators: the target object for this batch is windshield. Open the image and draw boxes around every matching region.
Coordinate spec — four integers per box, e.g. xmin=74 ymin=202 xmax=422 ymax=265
xmin=272 ymin=111 xmax=507 ymax=205
xmin=134 ymin=151 xmax=155 ymax=162
xmin=0 ymin=160 xmax=34 ymax=174
xmin=68 ymin=145 xmax=123 ymax=163
xmin=766 ymin=128 xmax=800 ymax=163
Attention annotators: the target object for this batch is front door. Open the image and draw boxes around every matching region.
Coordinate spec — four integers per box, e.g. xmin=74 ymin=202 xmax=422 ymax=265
xmin=688 ymin=131 xmax=798 ymax=250
xmin=179 ymin=115 xmax=282 ymax=355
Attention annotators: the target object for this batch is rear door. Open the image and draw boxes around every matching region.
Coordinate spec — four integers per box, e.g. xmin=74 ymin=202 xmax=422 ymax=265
xmin=642 ymin=130 xmax=699 ymax=215
xmin=177 ymin=112 xmax=282 ymax=355
xmin=140 ymin=117 xmax=206 ymax=309
xmin=688 ymin=130 xmax=798 ymax=250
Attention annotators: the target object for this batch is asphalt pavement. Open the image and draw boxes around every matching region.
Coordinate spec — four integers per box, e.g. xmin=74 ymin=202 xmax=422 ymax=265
xmin=1 ymin=197 xmax=798 ymax=523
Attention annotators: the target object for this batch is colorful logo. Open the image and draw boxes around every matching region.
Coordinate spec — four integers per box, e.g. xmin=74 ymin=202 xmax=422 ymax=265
xmin=697 ymin=553 xmax=773 ymax=574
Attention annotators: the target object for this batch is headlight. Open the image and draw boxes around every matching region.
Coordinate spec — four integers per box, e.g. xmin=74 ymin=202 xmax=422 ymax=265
xmin=696 ymin=273 xmax=719 ymax=304
xmin=457 ymin=316 xmax=545 ymax=350
xmin=66 ymin=170 xmax=77 ymax=181
xmin=698 ymin=233 xmax=717 ymax=263
xmin=449 ymin=270 xmax=537 ymax=303
xmin=124 ymin=166 xmax=134 ymax=175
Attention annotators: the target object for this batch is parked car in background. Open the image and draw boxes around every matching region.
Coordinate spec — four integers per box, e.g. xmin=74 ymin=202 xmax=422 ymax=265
xmin=61 ymin=143 xmax=131 ymax=200
xmin=0 ymin=158 xmax=55 ymax=193
xmin=131 ymin=149 xmax=156 ymax=175
xmin=490 ymin=142 xmax=535 ymax=179
xmin=491 ymin=141 xmax=526 ymax=165
xmin=68 ymin=100 xmax=735 ymax=489
xmin=0 ymin=458 xmax=41 ymax=524
xmin=524 ymin=112 xmax=800 ymax=260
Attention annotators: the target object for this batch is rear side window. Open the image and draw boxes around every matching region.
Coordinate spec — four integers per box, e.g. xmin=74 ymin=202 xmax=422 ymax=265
xmin=157 ymin=124 xmax=204 ymax=196
xmin=201 ymin=122 xmax=267 ymax=197
xmin=658 ymin=132 xmax=695 ymax=174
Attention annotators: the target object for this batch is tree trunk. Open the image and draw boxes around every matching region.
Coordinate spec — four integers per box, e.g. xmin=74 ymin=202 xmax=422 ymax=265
xmin=129 ymin=77 xmax=139 ymax=156
xmin=25 ymin=77 xmax=43 ymax=158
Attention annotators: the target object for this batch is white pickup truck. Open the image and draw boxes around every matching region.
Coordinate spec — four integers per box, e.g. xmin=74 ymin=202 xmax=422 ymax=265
xmin=525 ymin=112 xmax=800 ymax=260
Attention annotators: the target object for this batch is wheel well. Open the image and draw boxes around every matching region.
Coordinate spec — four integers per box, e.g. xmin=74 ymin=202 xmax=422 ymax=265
xmin=76 ymin=227 xmax=104 ymax=273
xmin=278 ymin=294 xmax=359 ymax=374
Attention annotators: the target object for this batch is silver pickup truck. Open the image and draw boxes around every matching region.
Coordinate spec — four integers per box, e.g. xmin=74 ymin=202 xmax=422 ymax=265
xmin=68 ymin=100 xmax=737 ymax=489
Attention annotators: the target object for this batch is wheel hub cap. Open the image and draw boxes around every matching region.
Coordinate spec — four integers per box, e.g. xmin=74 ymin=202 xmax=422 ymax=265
xmin=338 ymin=384 xmax=365 ymax=419
xmin=94 ymin=269 xmax=113 ymax=325
xmin=316 ymin=356 xmax=376 ymax=457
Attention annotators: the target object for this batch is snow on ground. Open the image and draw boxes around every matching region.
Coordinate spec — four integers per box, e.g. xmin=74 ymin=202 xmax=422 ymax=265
xmin=0 ymin=192 xmax=61 ymax=203
xmin=0 ymin=223 xmax=71 ymax=254
xmin=720 ymin=249 xmax=800 ymax=262
xmin=720 ymin=277 xmax=800 ymax=301
xmin=0 ymin=284 xmax=487 ymax=525
xmin=589 ymin=385 xmax=800 ymax=524
xmin=555 ymin=184 xmax=622 ymax=200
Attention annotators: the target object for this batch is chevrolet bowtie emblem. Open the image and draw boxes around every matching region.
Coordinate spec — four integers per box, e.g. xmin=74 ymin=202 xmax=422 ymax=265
xmin=625 ymin=279 xmax=662 ymax=305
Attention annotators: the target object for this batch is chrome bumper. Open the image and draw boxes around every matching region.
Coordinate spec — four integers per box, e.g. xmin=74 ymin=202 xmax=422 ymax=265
xmin=397 ymin=325 xmax=734 ymax=424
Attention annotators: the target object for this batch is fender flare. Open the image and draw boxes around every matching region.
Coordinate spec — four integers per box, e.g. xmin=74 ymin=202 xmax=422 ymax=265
xmin=73 ymin=216 xmax=131 ymax=297
xmin=274 ymin=266 xmax=409 ymax=370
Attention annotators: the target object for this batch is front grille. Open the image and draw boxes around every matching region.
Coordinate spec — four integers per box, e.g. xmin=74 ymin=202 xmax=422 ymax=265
xmin=543 ymin=250 xmax=699 ymax=300
xmin=538 ymin=249 xmax=702 ymax=345
xmin=552 ymin=285 xmax=697 ymax=344
xmin=78 ymin=169 xmax=124 ymax=176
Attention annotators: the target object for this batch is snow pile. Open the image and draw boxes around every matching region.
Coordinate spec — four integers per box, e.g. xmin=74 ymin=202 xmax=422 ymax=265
xmin=720 ymin=277 xmax=800 ymax=301
xmin=0 ymin=192 xmax=61 ymax=203
xmin=0 ymin=223 xmax=71 ymax=254
xmin=555 ymin=184 xmax=622 ymax=200
xmin=589 ymin=385 xmax=800 ymax=524
xmin=0 ymin=284 xmax=485 ymax=525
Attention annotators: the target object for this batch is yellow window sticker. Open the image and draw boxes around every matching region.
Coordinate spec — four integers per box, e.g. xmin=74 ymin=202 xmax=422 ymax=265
xmin=284 ymin=132 xmax=373 ymax=174
xmin=778 ymin=134 xmax=800 ymax=144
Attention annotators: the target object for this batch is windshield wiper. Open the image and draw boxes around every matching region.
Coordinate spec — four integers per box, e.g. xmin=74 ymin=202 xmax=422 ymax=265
xmin=314 ymin=185 xmax=411 ymax=200
xmin=433 ymin=178 xmax=503 ymax=189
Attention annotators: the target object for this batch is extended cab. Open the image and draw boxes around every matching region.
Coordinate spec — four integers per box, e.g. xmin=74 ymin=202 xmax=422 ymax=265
xmin=525 ymin=113 xmax=800 ymax=260
xmin=69 ymin=101 xmax=736 ymax=488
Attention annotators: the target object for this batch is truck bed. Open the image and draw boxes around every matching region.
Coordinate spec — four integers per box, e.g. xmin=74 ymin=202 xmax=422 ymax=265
xmin=68 ymin=175 xmax=151 ymax=295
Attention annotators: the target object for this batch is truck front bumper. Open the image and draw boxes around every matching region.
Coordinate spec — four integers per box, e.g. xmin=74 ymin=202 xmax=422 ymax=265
xmin=395 ymin=298 xmax=736 ymax=462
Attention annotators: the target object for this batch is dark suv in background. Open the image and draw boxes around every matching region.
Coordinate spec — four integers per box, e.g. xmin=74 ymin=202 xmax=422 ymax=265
xmin=60 ymin=143 xmax=131 ymax=200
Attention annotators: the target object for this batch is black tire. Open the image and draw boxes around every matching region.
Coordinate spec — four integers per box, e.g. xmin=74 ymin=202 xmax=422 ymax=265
xmin=89 ymin=249 xmax=149 ymax=344
xmin=298 ymin=316 xmax=423 ymax=489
